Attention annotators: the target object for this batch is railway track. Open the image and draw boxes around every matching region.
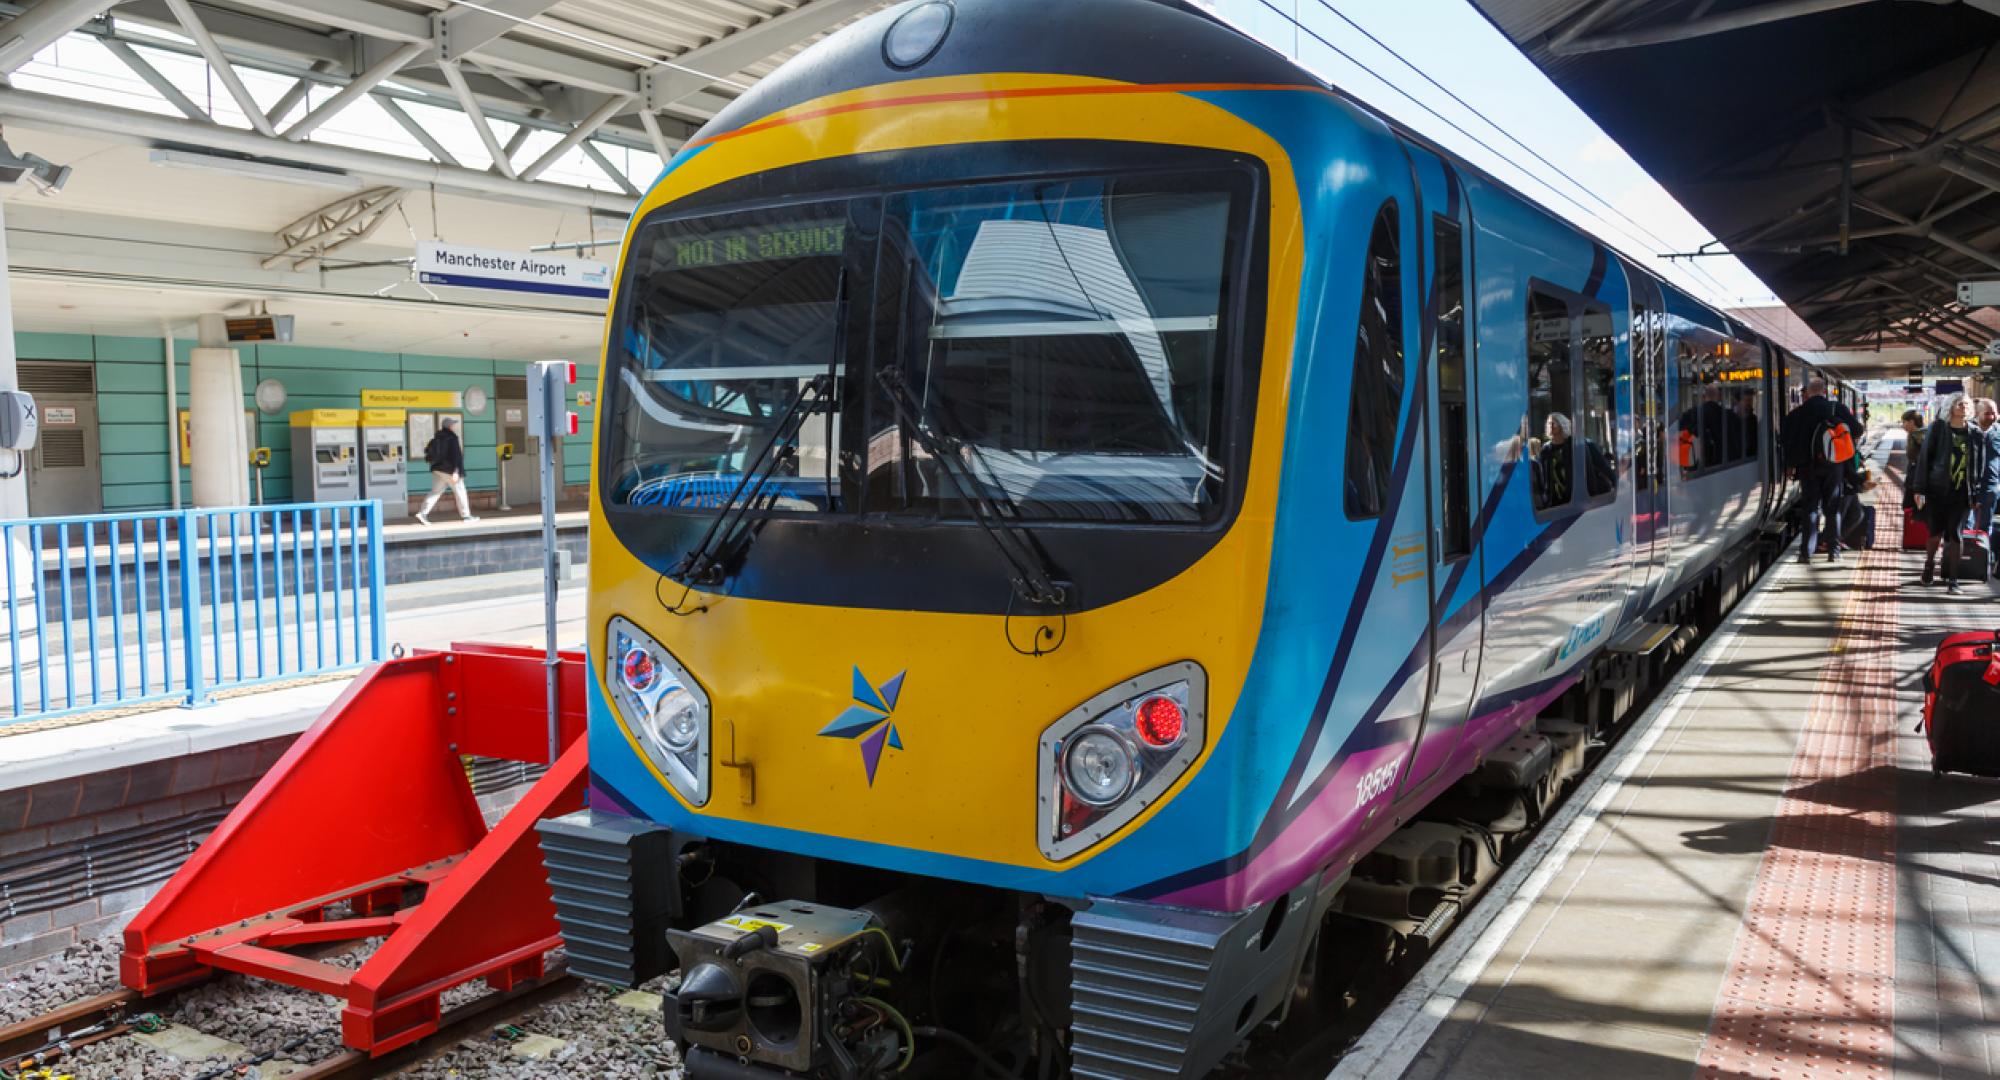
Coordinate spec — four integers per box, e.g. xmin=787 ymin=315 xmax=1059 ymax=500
xmin=0 ymin=967 xmax=580 ymax=1078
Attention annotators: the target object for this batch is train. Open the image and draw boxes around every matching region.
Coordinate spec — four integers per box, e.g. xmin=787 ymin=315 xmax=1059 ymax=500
xmin=533 ymin=1 xmax=1859 ymax=1077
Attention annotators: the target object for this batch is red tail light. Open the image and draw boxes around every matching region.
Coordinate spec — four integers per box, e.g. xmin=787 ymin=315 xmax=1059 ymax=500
xmin=1135 ymin=695 xmax=1183 ymax=746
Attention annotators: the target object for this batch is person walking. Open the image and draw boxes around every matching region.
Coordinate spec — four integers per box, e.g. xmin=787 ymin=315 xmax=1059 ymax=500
xmin=1779 ymin=376 xmax=1863 ymax=564
xmin=1974 ymin=398 xmax=2000 ymax=537
xmin=1912 ymin=394 xmax=1990 ymax=593
xmin=417 ymin=416 xmax=478 ymax=525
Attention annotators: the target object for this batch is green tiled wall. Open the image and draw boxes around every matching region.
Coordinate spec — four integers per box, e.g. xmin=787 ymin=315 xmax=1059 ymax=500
xmin=16 ymin=333 xmax=599 ymax=511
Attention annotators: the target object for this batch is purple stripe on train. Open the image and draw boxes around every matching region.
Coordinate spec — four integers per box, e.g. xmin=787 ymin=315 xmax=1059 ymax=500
xmin=1151 ymin=674 xmax=1579 ymax=911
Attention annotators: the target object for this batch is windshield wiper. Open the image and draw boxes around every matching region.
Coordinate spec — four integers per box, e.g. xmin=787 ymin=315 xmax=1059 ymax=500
xmin=670 ymin=372 xmax=834 ymax=589
xmin=874 ymin=366 xmax=1071 ymax=609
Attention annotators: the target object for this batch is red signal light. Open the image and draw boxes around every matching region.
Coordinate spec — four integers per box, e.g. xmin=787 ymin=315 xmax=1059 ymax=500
xmin=1135 ymin=696 xmax=1183 ymax=747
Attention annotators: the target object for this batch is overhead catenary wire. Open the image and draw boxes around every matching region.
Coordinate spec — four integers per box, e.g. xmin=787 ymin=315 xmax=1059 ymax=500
xmin=1306 ymin=0 xmax=1749 ymax=306
xmin=1248 ymin=0 xmax=1762 ymax=309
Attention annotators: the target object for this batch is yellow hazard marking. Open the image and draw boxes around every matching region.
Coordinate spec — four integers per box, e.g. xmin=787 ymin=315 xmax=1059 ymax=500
xmin=796 ymin=942 xmax=825 ymax=953
xmin=720 ymin=915 xmax=793 ymax=935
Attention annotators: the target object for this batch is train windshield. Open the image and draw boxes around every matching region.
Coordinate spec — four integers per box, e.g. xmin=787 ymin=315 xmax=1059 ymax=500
xmin=601 ymin=171 xmax=1249 ymax=525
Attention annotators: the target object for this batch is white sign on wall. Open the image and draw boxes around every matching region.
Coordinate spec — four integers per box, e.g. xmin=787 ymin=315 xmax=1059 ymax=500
xmin=43 ymin=406 xmax=76 ymax=425
xmin=415 ymin=243 xmax=611 ymax=300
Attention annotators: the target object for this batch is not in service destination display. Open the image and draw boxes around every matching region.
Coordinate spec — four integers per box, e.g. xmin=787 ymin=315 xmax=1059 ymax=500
xmin=416 ymin=242 xmax=611 ymax=299
xmin=672 ymin=222 xmax=846 ymax=269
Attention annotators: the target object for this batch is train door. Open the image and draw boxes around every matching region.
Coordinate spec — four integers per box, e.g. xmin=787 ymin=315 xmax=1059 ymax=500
xmin=1628 ymin=274 xmax=1668 ymax=604
xmin=1397 ymin=159 xmax=1483 ymax=799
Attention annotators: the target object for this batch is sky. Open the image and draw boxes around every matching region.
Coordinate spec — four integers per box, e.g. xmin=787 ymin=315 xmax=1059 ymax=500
xmin=1201 ymin=0 xmax=1784 ymax=311
xmin=15 ymin=0 xmax=1780 ymax=314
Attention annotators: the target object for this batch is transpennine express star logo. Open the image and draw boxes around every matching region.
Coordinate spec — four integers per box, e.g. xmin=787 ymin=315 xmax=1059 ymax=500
xmin=817 ymin=667 xmax=906 ymax=785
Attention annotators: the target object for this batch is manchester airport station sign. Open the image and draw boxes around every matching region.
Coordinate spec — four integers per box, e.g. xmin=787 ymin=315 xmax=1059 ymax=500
xmin=415 ymin=242 xmax=611 ymax=300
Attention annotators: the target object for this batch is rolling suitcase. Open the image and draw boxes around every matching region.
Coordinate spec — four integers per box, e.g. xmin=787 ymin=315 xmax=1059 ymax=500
xmin=1920 ymin=630 xmax=2000 ymax=778
xmin=1960 ymin=529 xmax=1993 ymax=582
xmin=1902 ymin=511 xmax=1930 ymax=551
xmin=1841 ymin=504 xmax=1877 ymax=551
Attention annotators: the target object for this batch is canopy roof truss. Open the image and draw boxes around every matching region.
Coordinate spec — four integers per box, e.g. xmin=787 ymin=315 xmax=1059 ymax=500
xmin=1474 ymin=0 xmax=2000 ymax=362
xmin=0 ymin=0 xmax=894 ymax=219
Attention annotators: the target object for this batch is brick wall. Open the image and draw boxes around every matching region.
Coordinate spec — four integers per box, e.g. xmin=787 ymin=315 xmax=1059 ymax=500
xmin=0 ymin=737 xmax=293 ymax=970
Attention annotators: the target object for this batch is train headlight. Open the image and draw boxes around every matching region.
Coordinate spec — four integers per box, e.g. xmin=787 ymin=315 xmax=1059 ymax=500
xmin=608 ymin=615 xmax=709 ymax=806
xmin=1038 ymin=662 xmax=1206 ymax=861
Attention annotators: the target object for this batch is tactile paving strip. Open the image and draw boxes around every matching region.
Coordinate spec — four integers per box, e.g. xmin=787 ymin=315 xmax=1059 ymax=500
xmin=1696 ymin=478 xmax=1902 ymax=1080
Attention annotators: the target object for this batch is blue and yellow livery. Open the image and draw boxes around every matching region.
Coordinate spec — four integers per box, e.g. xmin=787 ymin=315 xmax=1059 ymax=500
xmin=536 ymin=2 xmax=1852 ymax=1076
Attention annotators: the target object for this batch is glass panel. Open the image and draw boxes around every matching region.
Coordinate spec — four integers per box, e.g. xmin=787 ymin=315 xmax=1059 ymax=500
xmin=602 ymin=203 xmax=850 ymax=511
xmin=1433 ymin=216 xmax=1471 ymax=560
xmin=874 ymin=174 xmax=1240 ymax=523
xmin=1345 ymin=203 xmax=1404 ymax=520
xmin=1579 ymin=303 xmax=1617 ymax=498
xmin=1725 ymin=339 xmax=1762 ymax=463
xmin=1676 ymin=335 xmax=1714 ymax=476
xmin=1527 ymin=290 xmax=1574 ymax=511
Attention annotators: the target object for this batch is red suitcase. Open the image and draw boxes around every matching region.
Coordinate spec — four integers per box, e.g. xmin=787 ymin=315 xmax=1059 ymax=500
xmin=1920 ymin=629 xmax=2000 ymax=778
xmin=1902 ymin=512 xmax=1931 ymax=551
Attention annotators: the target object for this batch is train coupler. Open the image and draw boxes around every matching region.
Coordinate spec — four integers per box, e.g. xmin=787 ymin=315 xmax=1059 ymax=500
xmin=666 ymin=901 xmax=911 ymax=1079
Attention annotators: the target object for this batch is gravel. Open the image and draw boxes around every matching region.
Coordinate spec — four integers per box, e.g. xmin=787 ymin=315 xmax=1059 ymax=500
xmin=0 ymin=929 xmax=123 ymax=1025
xmin=7 ymin=930 xmax=687 ymax=1078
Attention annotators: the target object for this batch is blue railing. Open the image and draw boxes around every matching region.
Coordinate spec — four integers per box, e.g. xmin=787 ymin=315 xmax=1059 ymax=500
xmin=1 ymin=500 xmax=387 ymax=727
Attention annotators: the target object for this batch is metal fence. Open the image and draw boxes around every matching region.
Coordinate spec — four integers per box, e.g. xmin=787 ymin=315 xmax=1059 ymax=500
xmin=1 ymin=501 xmax=387 ymax=727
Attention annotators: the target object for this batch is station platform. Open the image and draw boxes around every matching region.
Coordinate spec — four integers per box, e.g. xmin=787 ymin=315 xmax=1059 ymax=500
xmin=1339 ymin=444 xmax=2000 ymax=1079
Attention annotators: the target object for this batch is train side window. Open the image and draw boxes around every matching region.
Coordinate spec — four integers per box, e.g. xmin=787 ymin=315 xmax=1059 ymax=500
xmin=1578 ymin=301 xmax=1617 ymax=499
xmin=1344 ymin=202 xmax=1404 ymax=521
xmin=1526 ymin=289 xmax=1573 ymax=513
xmin=1675 ymin=336 xmax=1713 ymax=476
xmin=1433 ymin=216 xmax=1471 ymax=560
xmin=1728 ymin=340 xmax=1762 ymax=464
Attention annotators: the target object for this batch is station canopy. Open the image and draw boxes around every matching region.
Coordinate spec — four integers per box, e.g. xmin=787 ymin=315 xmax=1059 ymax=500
xmin=1470 ymin=0 xmax=2000 ymax=376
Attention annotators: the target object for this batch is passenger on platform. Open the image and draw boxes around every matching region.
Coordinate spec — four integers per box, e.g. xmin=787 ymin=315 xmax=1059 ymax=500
xmin=1912 ymin=394 xmax=1991 ymax=592
xmin=1779 ymin=376 xmax=1862 ymax=565
xmin=416 ymin=416 xmax=479 ymax=526
xmin=1975 ymin=398 xmax=2000 ymax=537
xmin=1902 ymin=409 xmax=1926 ymax=508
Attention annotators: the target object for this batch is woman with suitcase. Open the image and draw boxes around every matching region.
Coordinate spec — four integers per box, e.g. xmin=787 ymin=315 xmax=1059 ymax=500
xmin=1912 ymin=394 xmax=1992 ymax=593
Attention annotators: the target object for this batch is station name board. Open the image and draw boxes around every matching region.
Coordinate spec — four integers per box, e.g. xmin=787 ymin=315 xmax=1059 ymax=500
xmin=672 ymin=222 xmax=846 ymax=269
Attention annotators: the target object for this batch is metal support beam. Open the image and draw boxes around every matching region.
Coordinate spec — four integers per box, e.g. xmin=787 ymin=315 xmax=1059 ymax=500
xmin=263 ymin=185 xmax=405 ymax=269
xmin=519 ymin=93 xmax=629 ymax=182
xmin=439 ymin=58 xmax=518 ymax=179
xmin=1552 ymin=0 xmax=1947 ymax=54
xmin=641 ymin=0 xmax=878 ymax=109
xmin=262 ymin=61 xmax=333 ymax=128
xmin=99 ymin=37 xmax=213 ymax=123
xmin=162 ymin=0 xmax=278 ymax=137
xmin=636 ymin=108 xmax=674 ymax=162
xmin=372 ymin=93 xmax=460 ymax=167
xmin=0 ymin=0 xmax=117 ymax=74
xmin=435 ymin=0 xmax=561 ymax=62
xmin=580 ymin=139 xmax=641 ymax=197
xmin=284 ymin=39 xmax=429 ymax=141
xmin=0 ymin=84 xmax=636 ymax=214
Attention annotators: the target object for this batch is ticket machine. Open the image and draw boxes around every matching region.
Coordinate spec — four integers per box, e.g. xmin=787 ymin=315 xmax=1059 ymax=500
xmin=358 ymin=408 xmax=408 ymax=519
xmin=289 ymin=409 xmax=361 ymax=504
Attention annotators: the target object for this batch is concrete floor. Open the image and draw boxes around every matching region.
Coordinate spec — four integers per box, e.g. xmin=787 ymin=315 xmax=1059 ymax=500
xmin=1346 ymin=436 xmax=2000 ymax=1080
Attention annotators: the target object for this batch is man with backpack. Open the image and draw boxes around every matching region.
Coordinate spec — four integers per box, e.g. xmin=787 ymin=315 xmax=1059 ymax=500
xmin=1780 ymin=376 xmax=1863 ymax=564
xmin=416 ymin=416 xmax=477 ymax=525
